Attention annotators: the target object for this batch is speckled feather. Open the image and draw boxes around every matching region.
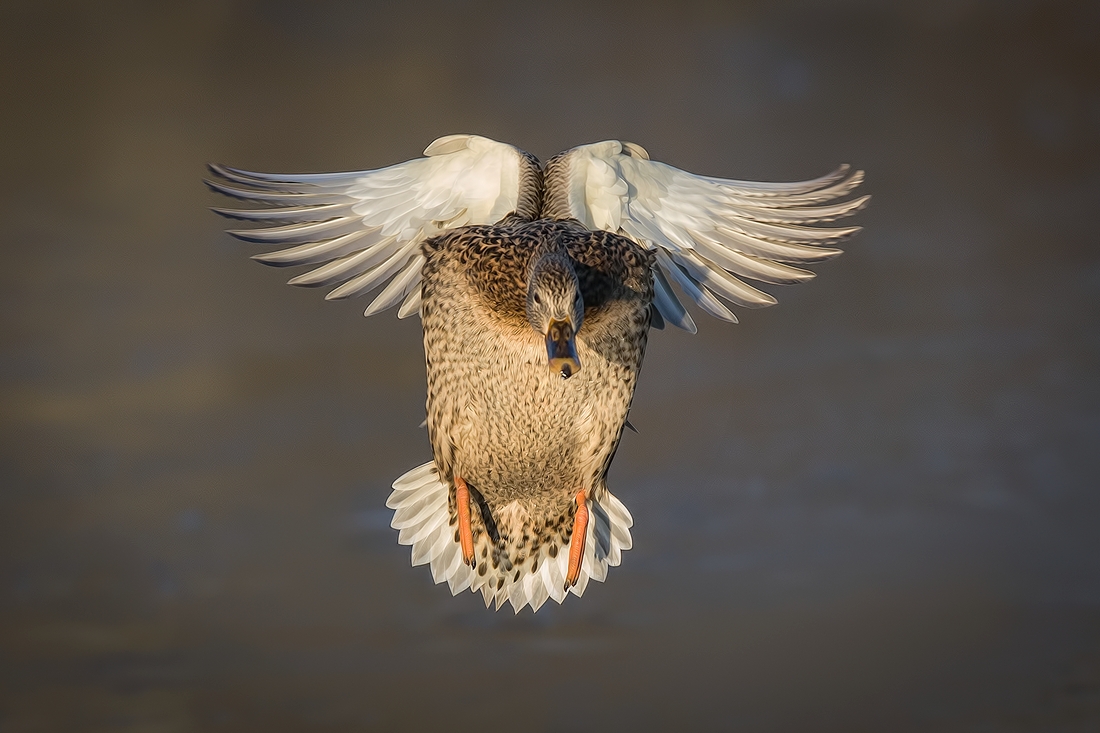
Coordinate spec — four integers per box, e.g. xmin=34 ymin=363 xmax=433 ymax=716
xmin=418 ymin=220 xmax=652 ymax=610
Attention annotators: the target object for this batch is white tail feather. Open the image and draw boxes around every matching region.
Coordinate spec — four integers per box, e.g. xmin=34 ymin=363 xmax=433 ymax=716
xmin=387 ymin=462 xmax=633 ymax=613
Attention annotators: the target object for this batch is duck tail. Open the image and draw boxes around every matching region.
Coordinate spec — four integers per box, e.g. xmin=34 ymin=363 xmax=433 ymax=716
xmin=387 ymin=462 xmax=634 ymax=613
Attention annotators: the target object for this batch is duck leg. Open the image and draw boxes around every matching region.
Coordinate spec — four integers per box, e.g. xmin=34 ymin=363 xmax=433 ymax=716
xmin=454 ymin=476 xmax=475 ymax=566
xmin=565 ymin=490 xmax=588 ymax=588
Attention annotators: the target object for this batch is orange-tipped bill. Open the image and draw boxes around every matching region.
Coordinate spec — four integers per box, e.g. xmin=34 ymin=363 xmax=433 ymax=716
xmin=546 ymin=318 xmax=581 ymax=379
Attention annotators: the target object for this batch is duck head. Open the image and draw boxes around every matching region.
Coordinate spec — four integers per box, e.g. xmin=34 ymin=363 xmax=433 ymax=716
xmin=526 ymin=250 xmax=583 ymax=379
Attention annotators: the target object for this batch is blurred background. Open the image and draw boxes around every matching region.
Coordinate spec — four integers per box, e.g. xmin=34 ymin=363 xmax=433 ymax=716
xmin=2 ymin=1 xmax=1099 ymax=731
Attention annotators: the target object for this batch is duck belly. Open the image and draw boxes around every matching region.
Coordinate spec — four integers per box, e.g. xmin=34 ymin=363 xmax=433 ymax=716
xmin=427 ymin=316 xmax=623 ymax=517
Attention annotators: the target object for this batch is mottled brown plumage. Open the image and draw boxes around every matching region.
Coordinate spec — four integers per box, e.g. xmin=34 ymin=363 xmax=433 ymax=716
xmin=420 ymin=218 xmax=653 ymax=594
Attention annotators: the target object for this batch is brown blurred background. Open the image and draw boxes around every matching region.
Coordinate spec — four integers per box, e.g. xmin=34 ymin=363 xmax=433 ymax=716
xmin=2 ymin=1 xmax=1099 ymax=731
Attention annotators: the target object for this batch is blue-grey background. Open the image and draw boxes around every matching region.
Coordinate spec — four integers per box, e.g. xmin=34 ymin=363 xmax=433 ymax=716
xmin=2 ymin=1 xmax=1098 ymax=731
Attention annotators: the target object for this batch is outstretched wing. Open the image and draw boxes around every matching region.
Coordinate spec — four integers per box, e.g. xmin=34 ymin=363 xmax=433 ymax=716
xmin=208 ymin=134 xmax=540 ymax=318
xmin=543 ymin=141 xmax=868 ymax=332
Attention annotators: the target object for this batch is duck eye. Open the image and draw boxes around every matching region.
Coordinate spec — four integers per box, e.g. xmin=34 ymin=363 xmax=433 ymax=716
xmin=533 ymin=293 xmax=542 ymax=305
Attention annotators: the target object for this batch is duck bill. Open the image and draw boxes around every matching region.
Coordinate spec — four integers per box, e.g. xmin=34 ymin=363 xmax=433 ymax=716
xmin=546 ymin=319 xmax=581 ymax=379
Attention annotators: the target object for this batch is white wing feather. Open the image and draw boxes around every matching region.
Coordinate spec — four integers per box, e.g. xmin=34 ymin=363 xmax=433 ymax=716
xmin=551 ymin=140 xmax=868 ymax=332
xmin=208 ymin=134 xmax=527 ymax=318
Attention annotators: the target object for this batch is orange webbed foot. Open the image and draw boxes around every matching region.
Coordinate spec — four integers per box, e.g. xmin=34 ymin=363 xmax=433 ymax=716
xmin=455 ymin=476 xmax=475 ymax=567
xmin=565 ymin=490 xmax=588 ymax=589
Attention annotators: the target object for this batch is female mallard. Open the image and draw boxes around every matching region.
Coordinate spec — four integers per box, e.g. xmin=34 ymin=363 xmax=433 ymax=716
xmin=209 ymin=135 xmax=867 ymax=612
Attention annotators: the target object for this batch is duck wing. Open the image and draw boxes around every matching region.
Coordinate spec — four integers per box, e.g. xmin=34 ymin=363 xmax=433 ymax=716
xmin=543 ymin=140 xmax=868 ymax=332
xmin=208 ymin=134 xmax=541 ymax=318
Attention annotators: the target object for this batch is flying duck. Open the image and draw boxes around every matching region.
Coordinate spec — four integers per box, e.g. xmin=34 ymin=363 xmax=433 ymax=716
xmin=208 ymin=135 xmax=867 ymax=612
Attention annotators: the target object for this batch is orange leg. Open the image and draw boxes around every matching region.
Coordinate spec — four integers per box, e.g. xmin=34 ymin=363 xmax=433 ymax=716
xmin=565 ymin=490 xmax=588 ymax=588
xmin=454 ymin=476 xmax=475 ymax=566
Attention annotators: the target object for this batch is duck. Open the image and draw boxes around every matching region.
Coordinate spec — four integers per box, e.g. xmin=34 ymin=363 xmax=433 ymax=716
xmin=208 ymin=134 xmax=867 ymax=612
